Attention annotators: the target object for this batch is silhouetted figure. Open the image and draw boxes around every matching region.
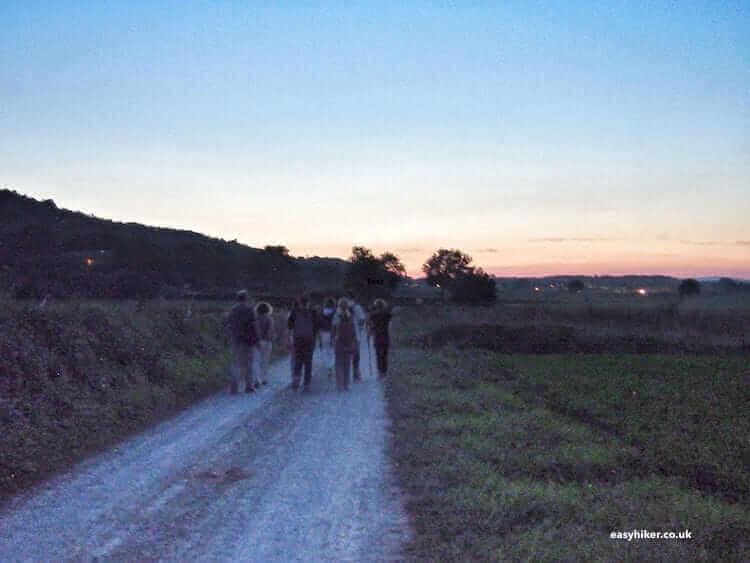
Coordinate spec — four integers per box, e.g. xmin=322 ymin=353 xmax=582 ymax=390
xmin=287 ymin=295 xmax=317 ymax=391
xmin=332 ymin=298 xmax=358 ymax=391
xmin=368 ymin=298 xmax=393 ymax=378
xmin=226 ymin=290 xmax=258 ymax=394
xmin=351 ymin=297 xmax=367 ymax=380
xmin=255 ymin=301 xmax=275 ymax=385
xmin=317 ymin=297 xmax=336 ymax=378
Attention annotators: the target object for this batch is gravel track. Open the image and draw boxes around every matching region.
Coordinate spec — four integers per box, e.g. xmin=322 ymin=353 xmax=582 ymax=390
xmin=0 ymin=341 xmax=411 ymax=562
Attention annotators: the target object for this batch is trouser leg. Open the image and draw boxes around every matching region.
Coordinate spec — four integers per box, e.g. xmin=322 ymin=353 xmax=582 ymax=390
xmin=260 ymin=340 xmax=272 ymax=382
xmin=293 ymin=342 xmax=305 ymax=389
xmin=245 ymin=346 xmax=256 ymax=391
xmin=303 ymin=344 xmax=313 ymax=387
xmin=352 ymin=346 xmax=361 ymax=379
xmin=375 ymin=338 xmax=389 ymax=375
xmin=230 ymin=343 xmax=241 ymax=393
xmin=335 ymin=351 xmax=351 ymax=390
xmin=232 ymin=341 xmax=250 ymax=392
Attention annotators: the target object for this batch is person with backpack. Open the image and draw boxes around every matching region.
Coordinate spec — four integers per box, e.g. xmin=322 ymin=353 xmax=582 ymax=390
xmin=350 ymin=298 xmax=367 ymax=381
xmin=317 ymin=297 xmax=336 ymax=378
xmin=226 ymin=290 xmax=259 ymax=394
xmin=287 ymin=295 xmax=318 ymax=391
xmin=254 ymin=301 xmax=275 ymax=386
xmin=332 ymin=298 xmax=359 ymax=391
xmin=368 ymin=298 xmax=393 ymax=378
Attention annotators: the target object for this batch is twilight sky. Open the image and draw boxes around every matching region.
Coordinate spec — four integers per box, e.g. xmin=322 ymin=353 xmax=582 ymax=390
xmin=2 ymin=1 xmax=748 ymax=277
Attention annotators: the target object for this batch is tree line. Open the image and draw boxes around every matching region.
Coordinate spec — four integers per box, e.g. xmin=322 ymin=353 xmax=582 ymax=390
xmin=345 ymin=246 xmax=497 ymax=304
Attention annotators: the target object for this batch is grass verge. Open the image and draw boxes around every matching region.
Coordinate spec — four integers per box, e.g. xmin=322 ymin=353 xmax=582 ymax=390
xmin=0 ymin=299 xmax=289 ymax=503
xmin=385 ymin=347 xmax=749 ymax=561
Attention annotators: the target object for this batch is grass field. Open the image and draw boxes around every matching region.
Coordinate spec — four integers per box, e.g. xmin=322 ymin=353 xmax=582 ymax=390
xmin=385 ymin=298 xmax=749 ymax=561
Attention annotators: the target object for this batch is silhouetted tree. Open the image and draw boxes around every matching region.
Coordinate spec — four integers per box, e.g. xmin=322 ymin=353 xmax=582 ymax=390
xmin=451 ymin=268 xmax=497 ymax=304
xmin=678 ymin=278 xmax=701 ymax=299
xmin=344 ymin=246 xmax=406 ymax=300
xmin=264 ymin=245 xmax=290 ymax=257
xmin=422 ymin=249 xmax=497 ymax=303
xmin=568 ymin=279 xmax=585 ymax=293
xmin=422 ymin=249 xmax=474 ymax=298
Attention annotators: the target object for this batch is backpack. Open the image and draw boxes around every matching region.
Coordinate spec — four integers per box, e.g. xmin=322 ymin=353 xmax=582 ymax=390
xmin=229 ymin=304 xmax=258 ymax=345
xmin=293 ymin=309 xmax=315 ymax=342
xmin=318 ymin=308 xmax=334 ymax=331
xmin=336 ymin=314 xmax=357 ymax=352
xmin=257 ymin=315 xmax=273 ymax=341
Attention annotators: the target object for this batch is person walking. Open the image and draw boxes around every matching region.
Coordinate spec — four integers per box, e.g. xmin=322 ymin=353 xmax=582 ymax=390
xmin=255 ymin=301 xmax=275 ymax=386
xmin=332 ymin=298 xmax=358 ymax=391
xmin=317 ymin=297 xmax=336 ymax=378
xmin=226 ymin=290 xmax=259 ymax=394
xmin=368 ymin=298 xmax=392 ymax=378
xmin=351 ymin=298 xmax=367 ymax=381
xmin=287 ymin=295 xmax=318 ymax=391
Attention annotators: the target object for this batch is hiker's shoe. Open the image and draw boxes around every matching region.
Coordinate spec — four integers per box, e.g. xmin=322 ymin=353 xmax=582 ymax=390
xmin=262 ymin=380 xmax=268 ymax=385
xmin=245 ymin=385 xmax=255 ymax=393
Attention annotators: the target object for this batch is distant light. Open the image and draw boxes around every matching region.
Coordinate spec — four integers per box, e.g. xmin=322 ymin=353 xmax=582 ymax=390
xmin=549 ymin=284 xmax=555 ymax=288
xmin=86 ymin=257 xmax=94 ymax=266
xmin=534 ymin=286 xmax=540 ymax=292
xmin=636 ymin=288 xmax=647 ymax=296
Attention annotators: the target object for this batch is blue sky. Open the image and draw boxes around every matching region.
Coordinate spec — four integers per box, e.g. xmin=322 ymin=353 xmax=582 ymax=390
xmin=2 ymin=1 xmax=748 ymax=276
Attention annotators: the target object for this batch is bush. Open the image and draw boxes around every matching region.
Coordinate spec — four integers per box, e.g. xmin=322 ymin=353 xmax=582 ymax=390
xmin=451 ymin=269 xmax=497 ymax=304
xmin=679 ymin=278 xmax=701 ymax=299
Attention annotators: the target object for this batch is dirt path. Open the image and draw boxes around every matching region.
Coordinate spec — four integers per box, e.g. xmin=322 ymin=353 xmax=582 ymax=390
xmin=0 ymin=341 xmax=411 ymax=562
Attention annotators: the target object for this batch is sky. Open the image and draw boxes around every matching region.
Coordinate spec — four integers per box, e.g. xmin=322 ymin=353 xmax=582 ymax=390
xmin=2 ymin=1 xmax=749 ymax=278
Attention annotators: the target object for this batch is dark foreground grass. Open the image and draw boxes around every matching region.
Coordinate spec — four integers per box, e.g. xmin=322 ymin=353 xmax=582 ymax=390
xmin=385 ymin=348 xmax=749 ymax=561
xmin=0 ymin=299 xmax=289 ymax=502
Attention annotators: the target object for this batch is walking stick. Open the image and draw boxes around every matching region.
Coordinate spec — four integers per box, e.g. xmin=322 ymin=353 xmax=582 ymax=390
xmin=367 ymin=329 xmax=373 ymax=378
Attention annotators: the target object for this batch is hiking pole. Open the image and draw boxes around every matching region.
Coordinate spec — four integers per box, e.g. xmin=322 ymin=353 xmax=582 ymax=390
xmin=367 ymin=330 xmax=373 ymax=378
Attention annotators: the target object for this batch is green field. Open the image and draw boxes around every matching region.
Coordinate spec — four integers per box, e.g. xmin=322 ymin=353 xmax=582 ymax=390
xmin=385 ymin=300 xmax=749 ymax=561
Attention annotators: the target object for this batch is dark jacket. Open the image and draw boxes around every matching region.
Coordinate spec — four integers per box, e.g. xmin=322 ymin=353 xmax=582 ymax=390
xmin=228 ymin=303 xmax=258 ymax=345
xmin=368 ymin=310 xmax=392 ymax=343
xmin=333 ymin=313 xmax=358 ymax=354
xmin=288 ymin=307 xmax=318 ymax=344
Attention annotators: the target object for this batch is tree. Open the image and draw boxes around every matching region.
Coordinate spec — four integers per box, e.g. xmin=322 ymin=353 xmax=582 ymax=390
xmin=422 ymin=249 xmax=497 ymax=303
xmin=568 ymin=279 xmax=585 ymax=293
xmin=422 ymin=249 xmax=474 ymax=297
xmin=344 ymin=246 xmax=406 ymax=300
xmin=264 ymin=245 xmax=290 ymax=257
xmin=678 ymin=278 xmax=701 ymax=299
xmin=451 ymin=267 xmax=497 ymax=304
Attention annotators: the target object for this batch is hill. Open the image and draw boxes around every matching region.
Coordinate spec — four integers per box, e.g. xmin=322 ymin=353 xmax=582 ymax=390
xmin=0 ymin=190 xmax=347 ymax=299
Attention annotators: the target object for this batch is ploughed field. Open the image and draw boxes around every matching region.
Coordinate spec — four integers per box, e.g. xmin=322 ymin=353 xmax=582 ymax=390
xmin=384 ymin=295 xmax=749 ymax=562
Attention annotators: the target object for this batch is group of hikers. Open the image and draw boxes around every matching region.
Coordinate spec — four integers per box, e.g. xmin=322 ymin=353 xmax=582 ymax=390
xmin=225 ymin=291 xmax=393 ymax=394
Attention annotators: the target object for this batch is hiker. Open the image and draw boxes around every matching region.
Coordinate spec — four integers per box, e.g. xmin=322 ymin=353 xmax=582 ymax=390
xmin=287 ymin=295 xmax=318 ymax=391
xmin=368 ymin=298 xmax=393 ymax=378
xmin=287 ymin=299 xmax=298 ymax=382
xmin=332 ymin=298 xmax=358 ymax=391
xmin=226 ymin=290 xmax=259 ymax=394
xmin=317 ymin=297 xmax=336 ymax=378
xmin=255 ymin=301 xmax=275 ymax=386
xmin=351 ymin=297 xmax=368 ymax=380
